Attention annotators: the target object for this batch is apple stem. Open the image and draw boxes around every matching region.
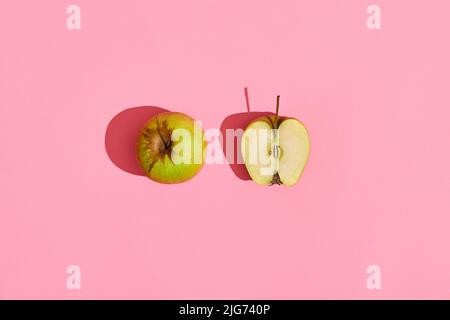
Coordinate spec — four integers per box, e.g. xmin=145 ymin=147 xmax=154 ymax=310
xmin=275 ymin=95 xmax=280 ymax=129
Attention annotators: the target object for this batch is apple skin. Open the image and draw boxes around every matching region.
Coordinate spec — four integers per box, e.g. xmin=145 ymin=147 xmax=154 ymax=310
xmin=137 ymin=112 xmax=206 ymax=184
xmin=241 ymin=114 xmax=310 ymax=186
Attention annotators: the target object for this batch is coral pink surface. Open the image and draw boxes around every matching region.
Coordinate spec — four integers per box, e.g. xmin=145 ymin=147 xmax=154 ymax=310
xmin=1 ymin=0 xmax=450 ymax=299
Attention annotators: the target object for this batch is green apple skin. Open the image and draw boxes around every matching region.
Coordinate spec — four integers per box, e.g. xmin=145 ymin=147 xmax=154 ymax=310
xmin=137 ymin=112 xmax=206 ymax=184
xmin=241 ymin=115 xmax=310 ymax=187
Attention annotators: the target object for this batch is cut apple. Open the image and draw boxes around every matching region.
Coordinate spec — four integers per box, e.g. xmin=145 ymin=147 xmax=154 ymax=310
xmin=241 ymin=118 xmax=274 ymax=186
xmin=277 ymin=118 xmax=310 ymax=186
xmin=241 ymin=97 xmax=310 ymax=186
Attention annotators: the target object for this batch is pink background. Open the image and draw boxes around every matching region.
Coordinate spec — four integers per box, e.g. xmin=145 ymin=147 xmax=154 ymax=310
xmin=1 ymin=0 xmax=450 ymax=299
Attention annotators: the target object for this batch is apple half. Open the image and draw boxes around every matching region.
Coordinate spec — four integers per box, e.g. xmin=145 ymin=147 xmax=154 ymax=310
xmin=241 ymin=97 xmax=310 ymax=186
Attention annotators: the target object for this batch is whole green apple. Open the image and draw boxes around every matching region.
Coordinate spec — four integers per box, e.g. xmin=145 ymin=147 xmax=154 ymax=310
xmin=137 ymin=112 xmax=206 ymax=184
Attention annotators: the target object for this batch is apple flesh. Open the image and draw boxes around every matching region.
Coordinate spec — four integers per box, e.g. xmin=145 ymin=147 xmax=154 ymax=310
xmin=241 ymin=109 xmax=310 ymax=187
xmin=137 ymin=112 xmax=206 ymax=184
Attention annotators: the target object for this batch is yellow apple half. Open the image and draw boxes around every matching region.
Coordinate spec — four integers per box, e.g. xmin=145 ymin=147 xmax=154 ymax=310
xmin=241 ymin=115 xmax=310 ymax=186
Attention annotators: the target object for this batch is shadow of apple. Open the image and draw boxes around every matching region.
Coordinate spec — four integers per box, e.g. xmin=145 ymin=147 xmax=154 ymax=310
xmin=105 ymin=106 xmax=169 ymax=175
xmin=220 ymin=111 xmax=274 ymax=181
